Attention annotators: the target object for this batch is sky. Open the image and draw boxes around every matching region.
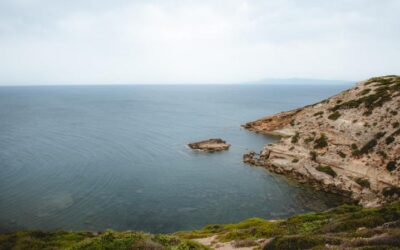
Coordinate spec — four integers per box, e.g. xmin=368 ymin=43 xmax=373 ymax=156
xmin=0 ymin=0 xmax=399 ymax=85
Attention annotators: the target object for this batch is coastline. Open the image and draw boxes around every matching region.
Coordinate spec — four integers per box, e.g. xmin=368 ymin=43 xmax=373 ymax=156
xmin=242 ymin=75 xmax=400 ymax=208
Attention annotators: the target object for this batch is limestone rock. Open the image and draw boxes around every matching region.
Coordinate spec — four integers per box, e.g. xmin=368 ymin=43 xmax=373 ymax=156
xmin=188 ymin=138 xmax=230 ymax=152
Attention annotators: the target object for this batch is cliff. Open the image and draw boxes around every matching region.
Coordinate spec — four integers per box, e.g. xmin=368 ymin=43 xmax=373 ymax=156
xmin=243 ymin=75 xmax=400 ymax=207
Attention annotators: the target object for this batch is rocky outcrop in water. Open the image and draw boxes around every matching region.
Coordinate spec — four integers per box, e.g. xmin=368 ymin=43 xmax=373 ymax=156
xmin=243 ymin=75 xmax=400 ymax=207
xmin=188 ymin=138 xmax=230 ymax=152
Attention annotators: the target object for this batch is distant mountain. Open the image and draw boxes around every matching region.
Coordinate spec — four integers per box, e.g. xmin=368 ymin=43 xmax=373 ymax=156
xmin=243 ymin=78 xmax=353 ymax=85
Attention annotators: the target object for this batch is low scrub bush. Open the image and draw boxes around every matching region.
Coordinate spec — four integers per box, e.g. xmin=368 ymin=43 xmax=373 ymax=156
xmin=291 ymin=132 xmax=299 ymax=143
xmin=382 ymin=187 xmax=400 ymax=197
xmin=310 ymin=151 xmax=317 ymax=161
xmin=386 ymin=161 xmax=397 ymax=171
xmin=337 ymin=151 xmax=346 ymax=158
xmin=355 ymin=178 xmax=370 ymax=188
xmin=359 ymin=139 xmax=377 ymax=154
xmin=316 ymin=165 xmax=337 ymax=177
xmin=385 ymin=136 xmax=395 ymax=145
xmin=328 ymin=111 xmax=341 ymax=120
xmin=314 ymin=133 xmax=328 ymax=149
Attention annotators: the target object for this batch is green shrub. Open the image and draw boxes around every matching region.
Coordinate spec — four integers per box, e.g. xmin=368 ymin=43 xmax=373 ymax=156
xmin=330 ymin=76 xmax=400 ymax=114
xmin=386 ymin=136 xmax=395 ymax=144
xmin=328 ymin=111 xmax=341 ymax=120
xmin=314 ymin=133 xmax=328 ymax=149
xmin=313 ymin=111 xmax=324 ymax=116
xmin=375 ymin=132 xmax=386 ymax=139
xmin=382 ymin=187 xmax=400 ymax=197
xmin=131 ymin=238 xmax=164 ymax=250
xmin=292 ymin=158 xmax=299 ymax=163
xmin=359 ymin=88 xmax=371 ymax=95
xmin=392 ymin=128 xmax=400 ymax=136
xmin=263 ymin=235 xmax=338 ymax=250
xmin=351 ymin=144 xmax=360 ymax=156
xmin=304 ymin=137 xmax=314 ymax=143
xmin=386 ymin=161 xmax=397 ymax=172
xmin=378 ymin=150 xmax=388 ymax=159
xmin=291 ymin=132 xmax=299 ymax=143
xmin=321 ymin=214 xmax=385 ymax=233
xmin=355 ymin=178 xmax=370 ymax=188
xmin=337 ymin=151 xmax=346 ymax=158
xmin=310 ymin=151 xmax=317 ymax=161
xmin=392 ymin=121 xmax=400 ymax=128
xmin=316 ymin=165 xmax=337 ymax=177
xmin=359 ymin=139 xmax=377 ymax=154
xmin=152 ymin=234 xmax=181 ymax=246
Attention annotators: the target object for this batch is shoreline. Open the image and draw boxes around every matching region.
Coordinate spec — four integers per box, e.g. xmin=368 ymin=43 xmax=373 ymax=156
xmin=242 ymin=75 xmax=400 ymax=208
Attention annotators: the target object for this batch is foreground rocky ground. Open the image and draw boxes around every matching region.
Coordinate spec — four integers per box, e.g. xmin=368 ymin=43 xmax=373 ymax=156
xmin=1 ymin=202 xmax=400 ymax=249
xmin=243 ymin=75 xmax=400 ymax=207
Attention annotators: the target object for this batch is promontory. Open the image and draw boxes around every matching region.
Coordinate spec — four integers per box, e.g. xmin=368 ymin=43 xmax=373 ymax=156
xmin=243 ymin=75 xmax=400 ymax=207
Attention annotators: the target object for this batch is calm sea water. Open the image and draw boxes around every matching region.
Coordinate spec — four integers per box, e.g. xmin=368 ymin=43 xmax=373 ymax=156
xmin=0 ymin=84 xmax=351 ymax=233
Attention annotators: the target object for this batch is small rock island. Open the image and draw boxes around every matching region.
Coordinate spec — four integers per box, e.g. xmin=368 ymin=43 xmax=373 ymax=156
xmin=188 ymin=138 xmax=230 ymax=152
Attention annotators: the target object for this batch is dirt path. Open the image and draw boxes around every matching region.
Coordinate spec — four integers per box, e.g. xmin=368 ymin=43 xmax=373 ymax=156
xmin=194 ymin=235 xmax=268 ymax=250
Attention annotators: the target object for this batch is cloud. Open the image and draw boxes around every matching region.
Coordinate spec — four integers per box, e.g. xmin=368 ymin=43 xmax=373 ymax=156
xmin=0 ymin=0 xmax=399 ymax=85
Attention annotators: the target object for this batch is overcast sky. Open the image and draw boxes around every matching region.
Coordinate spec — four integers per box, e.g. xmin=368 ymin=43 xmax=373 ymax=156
xmin=0 ymin=0 xmax=399 ymax=85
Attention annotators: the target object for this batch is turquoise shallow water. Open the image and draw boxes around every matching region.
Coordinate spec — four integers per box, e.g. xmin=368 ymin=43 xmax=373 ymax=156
xmin=0 ymin=84 xmax=351 ymax=233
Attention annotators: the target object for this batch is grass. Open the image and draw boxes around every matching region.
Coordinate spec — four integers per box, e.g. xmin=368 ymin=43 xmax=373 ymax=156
xmin=2 ymin=203 xmax=400 ymax=249
xmin=0 ymin=231 xmax=208 ymax=250
xmin=176 ymin=203 xmax=400 ymax=250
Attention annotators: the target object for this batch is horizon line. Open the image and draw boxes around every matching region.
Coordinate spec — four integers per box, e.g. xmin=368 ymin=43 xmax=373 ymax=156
xmin=0 ymin=77 xmax=355 ymax=87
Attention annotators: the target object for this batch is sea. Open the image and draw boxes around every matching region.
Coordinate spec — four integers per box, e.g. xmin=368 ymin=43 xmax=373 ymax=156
xmin=0 ymin=83 xmax=352 ymax=233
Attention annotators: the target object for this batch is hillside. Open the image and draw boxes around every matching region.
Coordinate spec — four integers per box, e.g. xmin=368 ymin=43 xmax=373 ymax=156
xmin=1 ymin=203 xmax=400 ymax=249
xmin=243 ymin=75 xmax=400 ymax=207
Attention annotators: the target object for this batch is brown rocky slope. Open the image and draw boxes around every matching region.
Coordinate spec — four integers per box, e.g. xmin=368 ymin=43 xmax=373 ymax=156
xmin=243 ymin=75 xmax=400 ymax=207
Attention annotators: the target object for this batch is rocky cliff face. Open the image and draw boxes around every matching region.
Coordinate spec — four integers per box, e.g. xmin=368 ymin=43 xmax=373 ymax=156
xmin=243 ymin=76 xmax=400 ymax=207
